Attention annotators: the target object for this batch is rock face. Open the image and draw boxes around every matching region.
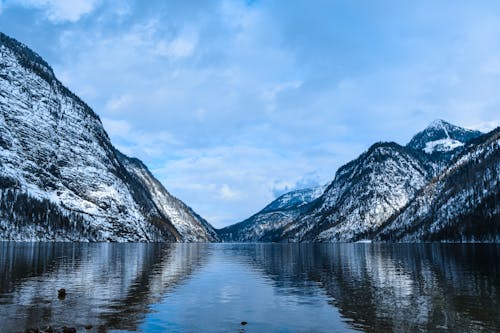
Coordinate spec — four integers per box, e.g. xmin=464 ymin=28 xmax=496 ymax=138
xmin=282 ymin=142 xmax=433 ymax=242
xmin=218 ymin=186 xmax=324 ymax=242
xmin=220 ymin=120 xmax=497 ymax=243
xmin=376 ymin=128 xmax=500 ymax=242
xmin=116 ymin=152 xmax=219 ymax=242
xmin=0 ymin=32 xmax=218 ymax=242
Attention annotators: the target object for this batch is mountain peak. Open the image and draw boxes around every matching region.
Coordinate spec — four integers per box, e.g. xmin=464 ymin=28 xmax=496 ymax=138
xmin=428 ymin=119 xmax=451 ymax=130
xmin=261 ymin=185 xmax=326 ymax=213
xmin=407 ymin=119 xmax=482 ymax=153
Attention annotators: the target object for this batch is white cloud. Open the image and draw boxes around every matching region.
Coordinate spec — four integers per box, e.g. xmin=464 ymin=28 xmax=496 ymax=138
xmin=467 ymin=120 xmax=500 ymax=132
xmin=151 ymin=143 xmax=354 ymax=227
xmin=102 ymin=117 xmax=180 ymax=158
xmin=101 ymin=118 xmax=132 ymax=138
xmin=16 ymin=0 xmax=100 ymax=22
xmin=105 ymin=95 xmax=132 ymax=112
xmin=271 ymin=171 xmax=323 ymax=197
xmin=261 ymin=80 xmax=302 ymax=111
xmin=154 ymin=27 xmax=198 ymax=59
xmin=218 ymin=184 xmax=244 ymax=201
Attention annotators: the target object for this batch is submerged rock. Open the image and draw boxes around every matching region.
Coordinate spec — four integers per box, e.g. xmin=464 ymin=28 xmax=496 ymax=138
xmin=57 ymin=289 xmax=66 ymax=299
xmin=62 ymin=327 xmax=76 ymax=333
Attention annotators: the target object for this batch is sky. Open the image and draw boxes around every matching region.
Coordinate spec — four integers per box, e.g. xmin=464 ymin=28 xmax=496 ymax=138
xmin=1 ymin=0 xmax=499 ymax=228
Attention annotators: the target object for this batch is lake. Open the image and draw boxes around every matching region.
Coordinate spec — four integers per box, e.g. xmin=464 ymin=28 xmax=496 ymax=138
xmin=0 ymin=243 xmax=499 ymax=332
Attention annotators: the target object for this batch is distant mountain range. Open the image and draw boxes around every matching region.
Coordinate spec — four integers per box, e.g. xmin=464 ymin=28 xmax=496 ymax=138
xmin=218 ymin=186 xmax=325 ymax=242
xmin=0 ymin=32 xmax=219 ymax=241
xmin=220 ymin=120 xmax=499 ymax=242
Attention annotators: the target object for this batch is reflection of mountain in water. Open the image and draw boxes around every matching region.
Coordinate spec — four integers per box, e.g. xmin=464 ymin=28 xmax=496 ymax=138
xmin=1 ymin=243 xmax=499 ymax=332
xmin=0 ymin=242 xmax=209 ymax=332
xmin=242 ymin=244 xmax=500 ymax=332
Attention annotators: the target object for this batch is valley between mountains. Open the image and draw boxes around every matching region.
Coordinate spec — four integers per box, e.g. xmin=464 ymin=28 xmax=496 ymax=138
xmin=1 ymin=32 xmax=498 ymax=243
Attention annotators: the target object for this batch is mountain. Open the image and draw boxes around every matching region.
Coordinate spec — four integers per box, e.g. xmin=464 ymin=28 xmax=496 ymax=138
xmin=0 ymin=32 xmax=218 ymax=242
xmin=281 ymin=142 xmax=433 ymax=242
xmin=220 ymin=120 xmax=493 ymax=242
xmin=406 ymin=119 xmax=483 ymax=173
xmin=376 ymin=128 xmax=500 ymax=242
xmin=407 ymin=119 xmax=482 ymax=154
xmin=218 ymin=186 xmax=325 ymax=242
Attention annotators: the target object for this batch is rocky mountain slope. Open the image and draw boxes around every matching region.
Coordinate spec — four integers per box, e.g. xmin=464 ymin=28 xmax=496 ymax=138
xmin=0 ymin=32 xmax=218 ymax=242
xmin=218 ymin=186 xmax=324 ymax=242
xmin=220 ymin=120 xmax=494 ymax=242
xmin=282 ymin=142 xmax=433 ymax=242
xmin=376 ymin=128 xmax=499 ymax=242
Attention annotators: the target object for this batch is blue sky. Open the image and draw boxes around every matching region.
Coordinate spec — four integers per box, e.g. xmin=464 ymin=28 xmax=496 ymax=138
xmin=1 ymin=0 xmax=499 ymax=227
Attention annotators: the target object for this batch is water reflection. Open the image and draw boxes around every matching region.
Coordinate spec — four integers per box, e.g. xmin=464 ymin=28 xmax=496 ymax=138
xmin=238 ymin=243 xmax=500 ymax=332
xmin=0 ymin=243 xmax=499 ymax=332
xmin=0 ymin=242 xmax=209 ymax=332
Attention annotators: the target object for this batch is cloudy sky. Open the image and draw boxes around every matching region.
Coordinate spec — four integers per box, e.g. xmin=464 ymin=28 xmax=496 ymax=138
xmin=1 ymin=0 xmax=499 ymax=227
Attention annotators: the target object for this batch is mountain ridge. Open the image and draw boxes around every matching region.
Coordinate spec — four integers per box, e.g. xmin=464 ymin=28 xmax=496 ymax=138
xmin=218 ymin=186 xmax=325 ymax=242
xmin=219 ymin=120 xmax=497 ymax=243
xmin=0 ymin=31 xmax=218 ymax=242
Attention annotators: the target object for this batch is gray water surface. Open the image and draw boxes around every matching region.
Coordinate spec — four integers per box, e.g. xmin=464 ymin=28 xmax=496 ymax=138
xmin=0 ymin=242 xmax=499 ymax=332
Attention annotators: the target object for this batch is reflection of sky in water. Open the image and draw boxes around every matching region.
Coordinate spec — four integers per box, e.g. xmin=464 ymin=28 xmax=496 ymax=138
xmin=1 ymin=243 xmax=499 ymax=332
xmin=140 ymin=247 xmax=349 ymax=333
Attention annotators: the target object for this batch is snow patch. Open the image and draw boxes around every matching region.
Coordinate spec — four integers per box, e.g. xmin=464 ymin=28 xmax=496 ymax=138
xmin=423 ymin=138 xmax=464 ymax=154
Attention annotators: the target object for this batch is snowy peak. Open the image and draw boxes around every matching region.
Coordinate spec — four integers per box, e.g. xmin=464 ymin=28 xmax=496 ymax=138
xmin=261 ymin=186 xmax=325 ymax=213
xmin=377 ymin=127 xmax=500 ymax=242
xmin=218 ymin=185 xmax=325 ymax=242
xmin=407 ymin=119 xmax=482 ymax=154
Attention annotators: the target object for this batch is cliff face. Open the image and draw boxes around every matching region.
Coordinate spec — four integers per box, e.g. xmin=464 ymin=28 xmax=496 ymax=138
xmin=0 ymin=32 xmax=218 ymax=242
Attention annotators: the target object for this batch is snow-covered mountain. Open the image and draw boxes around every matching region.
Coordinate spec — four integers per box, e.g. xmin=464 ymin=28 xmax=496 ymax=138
xmin=282 ymin=142 xmax=433 ymax=242
xmin=220 ymin=120 xmax=495 ymax=242
xmin=0 ymin=32 xmax=218 ymax=242
xmin=218 ymin=186 xmax=325 ymax=242
xmin=376 ymin=128 xmax=499 ymax=242
xmin=407 ymin=119 xmax=482 ymax=154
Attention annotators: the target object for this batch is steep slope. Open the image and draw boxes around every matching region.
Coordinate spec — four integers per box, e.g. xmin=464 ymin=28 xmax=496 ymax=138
xmin=0 ymin=32 xmax=218 ymax=242
xmin=282 ymin=143 xmax=432 ymax=242
xmin=218 ymin=186 xmax=324 ymax=242
xmin=376 ymin=128 xmax=500 ymax=242
xmin=117 ymin=152 xmax=219 ymax=242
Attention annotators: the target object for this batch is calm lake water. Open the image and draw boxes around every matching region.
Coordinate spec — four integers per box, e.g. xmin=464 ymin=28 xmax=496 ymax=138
xmin=0 ymin=243 xmax=499 ymax=332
